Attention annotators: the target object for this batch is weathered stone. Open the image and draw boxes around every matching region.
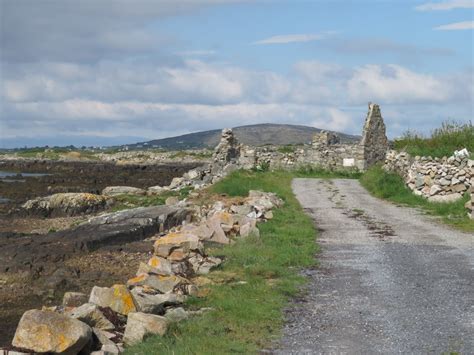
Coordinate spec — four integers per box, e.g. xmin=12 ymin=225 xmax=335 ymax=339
xmin=92 ymin=328 xmax=117 ymax=348
xmin=153 ymin=231 xmax=202 ymax=257
xmin=165 ymin=196 xmax=179 ymax=206
xmin=21 ymin=192 xmax=108 ymax=217
xmin=136 ymin=256 xmax=173 ymax=276
xmin=12 ymin=309 xmax=92 ymax=354
xmin=123 ymin=312 xmax=169 ymax=346
xmin=102 ymin=186 xmax=146 ymax=196
xmin=89 ymin=285 xmax=136 ymax=315
xmin=428 ymin=193 xmax=463 ymax=203
xmin=187 ymin=255 xmax=222 ymax=275
xmin=63 ymin=291 xmax=88 ymax=307
xmin=127 ymin=273 xmax=186 ymax=294
xmin=131 ymin=287 xmax=185 ymax=314
xmin=429 ymin=185 xmax=443 ymax=196
xmin=239 ymin=223 xmax=260 ymax=238
xmin=67 ymin=303 xmax=115 ymax=331
xmin=164 ymin=307 xmax=189 ymax=322
xmin=169 ymin=177 xmax=184 ymax=190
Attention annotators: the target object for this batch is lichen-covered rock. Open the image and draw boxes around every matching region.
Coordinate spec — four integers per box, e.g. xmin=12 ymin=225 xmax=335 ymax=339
xmin=360 ymin=103 xmax=389 ymax=168
xmin=12 ymin=309 xmax=92 ymax=354
xmin=153 ymin=231 xmax=203 ymax=257
xmin=67 ymin=303 xmax=115 ymax=331
xmin=123 ymin=312 xmax=169 ymax=345
xmin=127 ymin=273 xmax=186 ymax=294
xmin=102 ymin=186 xmax=146 ymax=196
xmin=21 ymin=192 xmax=108 ymax=217
xmin=136 ymin=256 xmax=173 ymax=276
xmin=89 ymin=285 xmax=136 ymax=315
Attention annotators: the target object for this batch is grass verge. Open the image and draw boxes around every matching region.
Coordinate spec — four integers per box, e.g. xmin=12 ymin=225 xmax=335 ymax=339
xmin=360 ymin=165 xmax=473 ymax=232
xmin=124 ymin=170 xmax=318 ymax=354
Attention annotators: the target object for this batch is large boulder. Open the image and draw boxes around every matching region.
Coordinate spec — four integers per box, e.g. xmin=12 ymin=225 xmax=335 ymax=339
xmin=123 ymin=312 xmax=169 ymax=346
xmin=21 ymin=192 xmax=108 ymax=217
xmin=12 ymin=309 xmax=92 ymax=354
xmin=89 ymin=284 xmax=136 ymax=315
xmin=102 ymin=186 xmax=146 ymax=196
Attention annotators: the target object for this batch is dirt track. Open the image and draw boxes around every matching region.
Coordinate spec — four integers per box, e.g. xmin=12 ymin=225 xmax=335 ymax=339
xmin=276 ymin=178 xmax=473 ymax=354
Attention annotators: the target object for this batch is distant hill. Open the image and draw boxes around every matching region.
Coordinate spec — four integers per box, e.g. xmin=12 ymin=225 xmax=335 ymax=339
xmin=127 ymin=123 xmax=361 ymax=150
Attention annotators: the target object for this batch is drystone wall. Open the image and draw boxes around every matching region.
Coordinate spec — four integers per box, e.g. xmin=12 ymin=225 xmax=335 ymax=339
xmin=384 ymin=150 xmax=473 ymax=218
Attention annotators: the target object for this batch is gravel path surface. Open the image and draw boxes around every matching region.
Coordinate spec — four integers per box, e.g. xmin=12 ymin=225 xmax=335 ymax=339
xmin=275 ymin=178 xmax=473 ymax=354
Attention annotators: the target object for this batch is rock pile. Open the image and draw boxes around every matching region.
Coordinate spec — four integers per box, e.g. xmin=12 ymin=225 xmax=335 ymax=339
xmin=384 ymin=150 xmax=473 ymax=206
xmin=5 ymin=189 xmax=283 ymax=354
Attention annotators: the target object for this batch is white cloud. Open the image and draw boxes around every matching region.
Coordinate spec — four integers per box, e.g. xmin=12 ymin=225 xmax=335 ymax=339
xmin=416 ymin=0 xmax=474 ymax=11
xmin=347 ymin=64 xmax=451 ymax=104
xmin=434 ymin=21 xmax=474 ymax=30
xmin=253 ymin=33 xmax=328 ymax=45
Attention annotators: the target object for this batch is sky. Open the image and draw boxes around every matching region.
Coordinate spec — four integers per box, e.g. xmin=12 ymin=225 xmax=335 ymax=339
xmin=0 ymin=0 xmax=473 ymax=148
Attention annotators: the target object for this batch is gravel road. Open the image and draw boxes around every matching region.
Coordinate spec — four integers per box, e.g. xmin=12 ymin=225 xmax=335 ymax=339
xmin=275 ymin=178 xmax=473 ymax=354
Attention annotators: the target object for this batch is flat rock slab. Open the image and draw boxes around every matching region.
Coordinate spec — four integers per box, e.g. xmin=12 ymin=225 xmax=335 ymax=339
xmin=274 ymin=178 xmax=473 ymax=354
xmin=0 ymin=205 xmax=192 ymax=274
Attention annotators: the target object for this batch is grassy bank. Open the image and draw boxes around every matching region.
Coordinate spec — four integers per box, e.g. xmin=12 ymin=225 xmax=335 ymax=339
xmin=125 ymin=170 xmax=318 ymax=354
xmin=360 ymin=165 xmax=473 ymax=232
xmin=393 ymin=121 xmax=473 ymax=158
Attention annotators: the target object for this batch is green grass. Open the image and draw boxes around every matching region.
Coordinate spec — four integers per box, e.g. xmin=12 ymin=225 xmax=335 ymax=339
xmin=111 ymin=187 xmax=192 ymax=211
xmin=394 ymin=121 xmax=473 ymax=158
xmin=125 ymin=170 xmax=318 ymax=354
xmin=360 ymin=165 xmax=473 ymax=232
xmin=277 ymin=145 xmax=297 ymax=154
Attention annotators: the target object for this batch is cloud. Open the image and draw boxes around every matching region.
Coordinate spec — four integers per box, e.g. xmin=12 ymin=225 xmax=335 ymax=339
xmin=347 ymin=64 xmax=452 ymax=104
xmin=415 ymin=0 xmax=474 ymax=11
xmin=434 ymin=21 xmax=474 ymax=30
xmin=253 ymin=33 xmax=328 ymax=45
xmin=0 ymin=0 xmax=245 ymax=62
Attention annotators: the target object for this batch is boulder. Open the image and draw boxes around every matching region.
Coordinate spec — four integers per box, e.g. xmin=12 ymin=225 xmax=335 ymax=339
xmin=428 ymin=193 xmax=463 ymax=203
xmin=92 ymin=328 xmax=117 ymax=348
xmin=21 ymin=192 xmax=108 ymax=217
xmin=136 ymin=256 xmax=173 ymax=276
xmin=131 ymin=287 xmax=185 ymax=314
xmin=12 ymin=309 xmax=92 ymax=354
xmin=102 ymin=186 xmax=146 ymax=196
xmin=153 ymin=232 xmax=203 ymax=257
xmin=123 ymin=312 xmax=169 ymax=346
xmin=67 ymin=303 xmax=115 ymax=331
xmin=89 ymin=285 xmax=136 ymax=315
xmin=127 ymin=273 xmax=186 ymax=294
xmin=63 ymin=291 xmax=88 ymax=307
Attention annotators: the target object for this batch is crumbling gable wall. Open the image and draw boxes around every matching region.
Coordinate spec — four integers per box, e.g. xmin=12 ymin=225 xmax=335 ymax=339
xmin=360 ymin=103 xmax=389 ymax=169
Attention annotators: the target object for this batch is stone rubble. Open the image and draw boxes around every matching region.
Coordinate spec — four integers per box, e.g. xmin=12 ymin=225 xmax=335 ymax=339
xmin=5 ymin=129 xmax=284 ymax=354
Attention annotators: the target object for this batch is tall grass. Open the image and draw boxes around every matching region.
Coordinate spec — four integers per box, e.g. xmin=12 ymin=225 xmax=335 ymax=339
xmin=125 ymin=170 xmax=318 ymax=354
xmin=360 ymin=165 xmax=473 ymax=232
xmin=394 ymin=121 xmax=473 ymax=158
